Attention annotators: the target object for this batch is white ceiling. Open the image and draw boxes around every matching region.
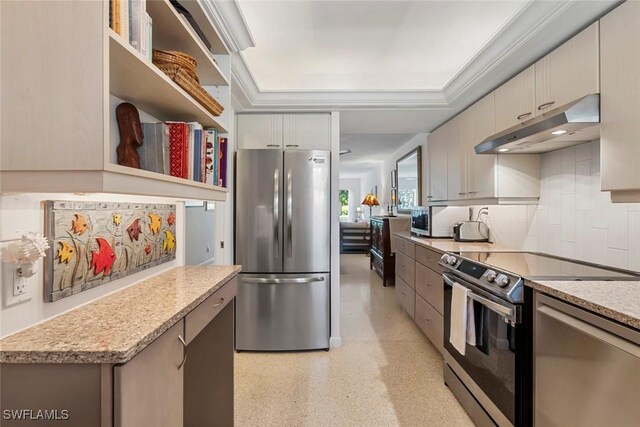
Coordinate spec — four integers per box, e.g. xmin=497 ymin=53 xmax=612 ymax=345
xmin=339 ymin=133 xmax=416 ymax=177
xmin=236 ymin=0 xmax=528 ymax=91
xmin=221 ymin=0 xmax=621 ymax=177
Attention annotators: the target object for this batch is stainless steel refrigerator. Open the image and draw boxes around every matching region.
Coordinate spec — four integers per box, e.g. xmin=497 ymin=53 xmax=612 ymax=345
xmin=235 ymin=149 xmax=331 ymax=351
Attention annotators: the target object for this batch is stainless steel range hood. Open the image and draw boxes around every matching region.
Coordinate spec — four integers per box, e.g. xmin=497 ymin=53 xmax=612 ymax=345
xmin=475 ymin=94 xmax=600 ymax=154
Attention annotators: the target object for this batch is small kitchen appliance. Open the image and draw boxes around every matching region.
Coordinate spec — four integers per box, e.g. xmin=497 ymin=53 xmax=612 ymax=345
xmin=411 ymin=206 xmax=468 ymax=238
xmin=453 ymin=221 xmax=490 ymax=242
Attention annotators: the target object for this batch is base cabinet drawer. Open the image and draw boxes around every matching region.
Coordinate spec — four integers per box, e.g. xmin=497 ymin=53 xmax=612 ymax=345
xmin=395 ymin=237 xmax=415 ymax=258
xmin=396 ymin=251 xmax=415 ymax=287
xmin=415 ymin=263 xmax=443 ymax=315
xmin=185 ymin=278 xmax=237 ymax=344
xmin=415 ymin=245 xmax=443 ymax=273
xmin=395 ymin=276 xmax=415 ymax=319
xmin=415 ymin=296 xmax=444 ymax=355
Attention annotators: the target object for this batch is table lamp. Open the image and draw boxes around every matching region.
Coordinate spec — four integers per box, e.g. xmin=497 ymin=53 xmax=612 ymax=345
xmin=361 ymin=194 xmax=379 ymax=217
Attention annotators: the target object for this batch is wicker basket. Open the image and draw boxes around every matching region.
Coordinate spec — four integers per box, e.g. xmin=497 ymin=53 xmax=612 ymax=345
xmin=153 ymin=49 xmax=199 ymax=83
xmin=157 ymin=63 xmax=224 ymax=117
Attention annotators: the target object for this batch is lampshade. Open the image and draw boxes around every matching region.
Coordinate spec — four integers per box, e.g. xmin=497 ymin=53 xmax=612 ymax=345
xmin=361 ymin=194 xmax=379 ymax=207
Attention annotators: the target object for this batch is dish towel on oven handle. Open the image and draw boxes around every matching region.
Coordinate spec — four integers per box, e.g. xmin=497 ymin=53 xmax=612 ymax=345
xmin=449 ymin=282 xmax=477 ymax=356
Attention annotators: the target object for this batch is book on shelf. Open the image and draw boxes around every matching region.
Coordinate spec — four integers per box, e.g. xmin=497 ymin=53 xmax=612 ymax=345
xmin=129 ymin=0 xmax=145 ymax=52
xmin=167 ymin=122 xmax=189 ymax=179
xmin=119 ymin=0 xmax=129 ymax=41
xmin=218 ymin=136 xmax=228 ymax=187
xmin=140 ymin=123 xmax=170 ymax=175
xmin=204 ymin=129 xmax=217 ymax=186
xmin=193 ymin=126 xmax=202 ymax=182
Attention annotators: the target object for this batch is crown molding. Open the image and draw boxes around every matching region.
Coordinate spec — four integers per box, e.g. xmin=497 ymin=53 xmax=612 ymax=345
xmin=201 ymin=0 xmax=255 ymax=53
xmin=229 ymin=0 xmax=621 ymax=114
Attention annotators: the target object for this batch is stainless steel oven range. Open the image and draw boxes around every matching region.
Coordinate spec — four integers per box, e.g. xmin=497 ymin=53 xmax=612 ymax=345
xmin=439 ymin=251 xmax=640 ymax=427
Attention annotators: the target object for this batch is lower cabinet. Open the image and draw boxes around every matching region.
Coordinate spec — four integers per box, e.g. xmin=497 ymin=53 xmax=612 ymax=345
xmin=114 ymin=320 xmax=186 ymax=427
xmin=395 ymin=276 xmax=415 ymax=319
xmin=395 ymin=236 xmax=445 ymax=356
xmin=415 ymin=295 xmax=444 ymax=355
xmin=114 ymin=281 xmax=236 ymax=427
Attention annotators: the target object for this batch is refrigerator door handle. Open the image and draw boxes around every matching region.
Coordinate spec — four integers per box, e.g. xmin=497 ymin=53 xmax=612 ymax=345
xmin=286 ymin=169 xmax=293 ymax=257
xmin=273 ymin=169 xmax=279 ymax=257
xmin=242 ymin=277 xmax=325 ymax=284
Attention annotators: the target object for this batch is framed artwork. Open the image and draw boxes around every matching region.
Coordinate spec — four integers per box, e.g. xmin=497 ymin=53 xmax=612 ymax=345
xmin=391 ymin=170 xmax=397 ymax=189
xmin=44 ymin=200 xmax=177 ymax=302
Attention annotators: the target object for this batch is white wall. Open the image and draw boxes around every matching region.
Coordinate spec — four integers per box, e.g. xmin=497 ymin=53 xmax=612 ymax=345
xmin=479 ymin=141 xmax=640 ymax=271
xmin=0 ymin=193 xmax=186 ymax=337
xmin=330 ymin=112 xmax=342 ymax=347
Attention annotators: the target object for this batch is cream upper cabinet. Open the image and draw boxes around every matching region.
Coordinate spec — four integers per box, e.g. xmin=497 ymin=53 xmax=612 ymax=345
xmin=494 ymin=66 xmax=536 ymax=131
xmin=534 ymin=22 xmax=599 ymax=114
xmin=283 ymin=114 xmax=331 ymax=150
xmin=427 ymin=125 xmax=448 ymax=202
xmin=600 ymin=1 xmax=640 ymax=201
xmin=447 ymin=113 xmax=468 ymax=201
xmin=237 ymin=114 xmax=331 ymax=150
xmin=467 ymin=93 xmax=497 ymax=199
xmin=237 ymin=114 xmax=284 ymax=149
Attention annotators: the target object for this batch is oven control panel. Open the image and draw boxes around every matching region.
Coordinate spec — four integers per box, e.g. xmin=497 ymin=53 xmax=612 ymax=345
xmin=439 ymin=252 xmax=523 ymax=303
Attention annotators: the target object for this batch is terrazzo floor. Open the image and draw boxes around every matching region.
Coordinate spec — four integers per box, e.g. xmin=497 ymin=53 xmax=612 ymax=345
xmin=234 ymin=254 xmax=474 ymax=426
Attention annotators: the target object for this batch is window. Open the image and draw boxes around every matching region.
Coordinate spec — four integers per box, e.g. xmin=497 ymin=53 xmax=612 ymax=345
xmin=339 ymin=189 xmax=349 ymax=222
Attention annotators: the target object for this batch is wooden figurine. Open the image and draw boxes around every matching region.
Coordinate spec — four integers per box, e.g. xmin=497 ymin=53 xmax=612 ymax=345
xmin=115 ymin=102 xmax=143 ymax=168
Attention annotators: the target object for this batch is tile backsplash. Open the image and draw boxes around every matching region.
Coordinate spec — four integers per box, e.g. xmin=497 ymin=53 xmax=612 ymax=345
xmin=480 ymin=140 xmax=640 ymax=272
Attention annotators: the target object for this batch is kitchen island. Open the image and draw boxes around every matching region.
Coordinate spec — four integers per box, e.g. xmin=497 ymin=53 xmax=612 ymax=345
xmin=0 ymin=265 xmax=240 ymax=427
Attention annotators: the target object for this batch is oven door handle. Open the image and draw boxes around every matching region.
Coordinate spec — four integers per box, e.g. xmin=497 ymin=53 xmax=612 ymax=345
xmin=443 ymin=273 xmax=514 ymax=319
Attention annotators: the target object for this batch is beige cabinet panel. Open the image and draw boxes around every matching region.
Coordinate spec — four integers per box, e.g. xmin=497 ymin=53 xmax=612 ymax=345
xmin=395 ymin=276 xmax=416 ymax=319
xmin=415 ymin=245 xmax=443 ymax=273
xmin=495 ymin=66 xmax=536 ymax=131
xmin=427 ymin=126 xmax=448 ymax=201
xmin=283 ymin=114 xmax=331 ymax=150
xmin=394 ymin=237 xmax=415 ymax=258
xmin=415 ymin=262 xmax=444 ymax=315
xmin=467 ymin=93 xmax=497 ymax=199
xmin=601 ymin=1 xmax=640 ymax=194
xmin=415 ymin=295 xmax=444 ymax=355
xmin=446 ymin=115 xmax=468 ymax=201
xmin=535 ymin=22 xmax=599 ymax=114
xmin=396 ymin=251 xmax=415 ymax=287
xmin=237 ymin=114 xmax=284 ymax=149
xmin=114 ymin=320 xmax=185 ymax=427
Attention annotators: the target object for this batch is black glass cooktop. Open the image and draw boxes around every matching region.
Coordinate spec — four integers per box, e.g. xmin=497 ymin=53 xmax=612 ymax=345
xmin=455 ymin=251 xmax=640 ymax=280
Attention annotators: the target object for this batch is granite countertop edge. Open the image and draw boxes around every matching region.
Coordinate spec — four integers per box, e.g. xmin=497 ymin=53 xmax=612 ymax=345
xmin=0 ymin=266 xmax=241 ymax=364
xmin=392 ymin=230 xmax=513 ymax=253
xmin=525 ymin=279 xmax=640 ymax=330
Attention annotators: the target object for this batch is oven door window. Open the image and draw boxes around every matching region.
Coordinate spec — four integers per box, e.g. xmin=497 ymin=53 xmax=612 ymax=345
xmin=444 ymin=285 xmax=518 ymax=425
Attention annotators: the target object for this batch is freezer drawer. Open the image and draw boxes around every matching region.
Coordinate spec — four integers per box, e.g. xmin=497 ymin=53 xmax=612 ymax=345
xmin=235 ymin=273 xmax=330 ymax=351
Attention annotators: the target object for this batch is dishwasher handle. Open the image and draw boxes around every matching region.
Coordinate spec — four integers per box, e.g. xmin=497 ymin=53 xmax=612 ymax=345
xmin=537 ymin=303 xmax=640 ymax=358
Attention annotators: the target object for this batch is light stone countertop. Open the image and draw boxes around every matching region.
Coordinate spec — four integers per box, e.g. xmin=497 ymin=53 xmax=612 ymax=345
xmin=526 ymin=279 xmax=640 ymax=330
xmin=393 ymin=231 xmax=515 ymax=254
xmin=0 ymin=265 xmax=241 ymax=364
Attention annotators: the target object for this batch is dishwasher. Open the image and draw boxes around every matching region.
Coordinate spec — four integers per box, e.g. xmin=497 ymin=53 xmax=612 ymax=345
xmin=534 ymin=293 xmax=640 ymax=427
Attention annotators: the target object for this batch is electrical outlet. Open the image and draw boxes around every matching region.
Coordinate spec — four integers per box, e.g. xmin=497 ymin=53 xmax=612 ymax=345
xmin=3 ymin=267 xmax=32 ymax=307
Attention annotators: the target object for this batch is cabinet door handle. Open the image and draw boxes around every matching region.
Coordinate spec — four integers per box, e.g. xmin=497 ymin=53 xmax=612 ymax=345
xmin=458 ymin=192 xmax=467 ymax=195
xmin=285 ymin=144 xmax=299 ymax=148
xmin=267 ymin=144 xmax=279 ymax=148
xmin=426 ymin=195 xmax=433 ymax=199
xmin=537 ymin=101 xmax=555 ymax=111
xmin=212 ymin=297 xmax=225 ymax=308
xmin=517 ymin=112 xmax=532 ymax=120
xmin=178 ymin=335 xmax=187 ymax=369
xmin=468 ymin=191 xmax=478 ymax=194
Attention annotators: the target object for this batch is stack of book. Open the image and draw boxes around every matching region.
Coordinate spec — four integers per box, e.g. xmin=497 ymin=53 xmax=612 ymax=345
xmin=140 ymin=122 xmax=227 ymax=188
xmin=110 ymin=0 xmax=153 ymax=61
